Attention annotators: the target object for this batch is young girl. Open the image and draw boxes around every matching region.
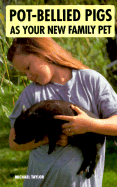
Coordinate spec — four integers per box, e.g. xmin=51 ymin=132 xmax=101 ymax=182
xmin=8 ymin=37 xmax=117 ymax=187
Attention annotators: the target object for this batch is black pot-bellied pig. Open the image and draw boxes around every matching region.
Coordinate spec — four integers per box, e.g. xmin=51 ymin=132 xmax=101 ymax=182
xmin=13 ymin=100 xmax=105 ymax=178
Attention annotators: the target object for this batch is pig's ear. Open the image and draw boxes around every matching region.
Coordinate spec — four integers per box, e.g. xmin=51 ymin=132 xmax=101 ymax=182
xmin=22 ymin=105 xmax=27 ymax=112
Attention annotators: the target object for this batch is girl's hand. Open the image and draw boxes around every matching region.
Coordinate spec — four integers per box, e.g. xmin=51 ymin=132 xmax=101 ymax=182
xmin=42 ymin=135 xmax=49 ymax=145
xmin=54 ymin=105 xmax=94 ymax=136
xmin=56 ymin=134 xmax=68 ymax=146
xmin=42 ymin=134 xmax=68 ymax=147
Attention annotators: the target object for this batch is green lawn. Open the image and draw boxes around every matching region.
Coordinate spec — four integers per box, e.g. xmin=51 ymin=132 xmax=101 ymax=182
xmin=0 ymin=86 xmax=117 ymax=187
xmin=0 ymin=86 xmax=28 ymax=187
xmin=102 ymin=138 xmax=117 ymax=187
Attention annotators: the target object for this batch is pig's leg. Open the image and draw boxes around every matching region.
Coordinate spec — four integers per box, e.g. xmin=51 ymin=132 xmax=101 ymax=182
xmin=47 ymin=119 xmax=63 ymax=154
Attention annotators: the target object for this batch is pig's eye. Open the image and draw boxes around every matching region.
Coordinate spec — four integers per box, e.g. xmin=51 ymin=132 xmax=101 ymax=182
xmin=27 ymin=66 xmax=30 ymax=70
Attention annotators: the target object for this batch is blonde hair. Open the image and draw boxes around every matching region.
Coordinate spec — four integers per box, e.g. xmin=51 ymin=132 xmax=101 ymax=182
xmin=7 ymin=37 xmax=88 ymax=70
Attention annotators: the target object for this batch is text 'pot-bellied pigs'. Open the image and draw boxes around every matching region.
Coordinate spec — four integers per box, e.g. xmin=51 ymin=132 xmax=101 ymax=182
xmin=14 ymin=100 xmax=105 ymax=179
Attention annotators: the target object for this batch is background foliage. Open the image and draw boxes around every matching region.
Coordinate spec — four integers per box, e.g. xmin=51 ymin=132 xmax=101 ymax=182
xmin=0 ymin=0 xmax=117 ymax=114
xmin=0 ymin=0 xmax=117 ymax=186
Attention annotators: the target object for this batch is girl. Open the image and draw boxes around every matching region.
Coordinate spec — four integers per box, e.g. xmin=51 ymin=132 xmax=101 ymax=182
xmin=8 ymin=37 xmax=117 ymax=187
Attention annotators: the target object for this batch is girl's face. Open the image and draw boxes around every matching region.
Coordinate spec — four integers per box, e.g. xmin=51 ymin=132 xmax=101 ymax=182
xmin=13 ymin=54 xmax=55 ymax=85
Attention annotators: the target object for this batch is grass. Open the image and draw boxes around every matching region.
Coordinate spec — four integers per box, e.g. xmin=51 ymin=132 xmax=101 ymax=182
xmin=0 ymin=85 xmax=29 ymax=187
xmin=0 ymin=85 xmax=117 ymax=187
xmin=102 ymin=138 xmax=117 ymax=187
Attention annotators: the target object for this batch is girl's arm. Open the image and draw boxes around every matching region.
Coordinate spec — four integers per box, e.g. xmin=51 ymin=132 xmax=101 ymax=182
xmin=54 ymin=105 xmax=117 ymax=136
xmin=9 ymin=128 xmax=68 ymax=151
xmin=87 ymin=114 xmax=117 ymax=136
xmin=9 ymin=128 xmax=49 ymax=151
